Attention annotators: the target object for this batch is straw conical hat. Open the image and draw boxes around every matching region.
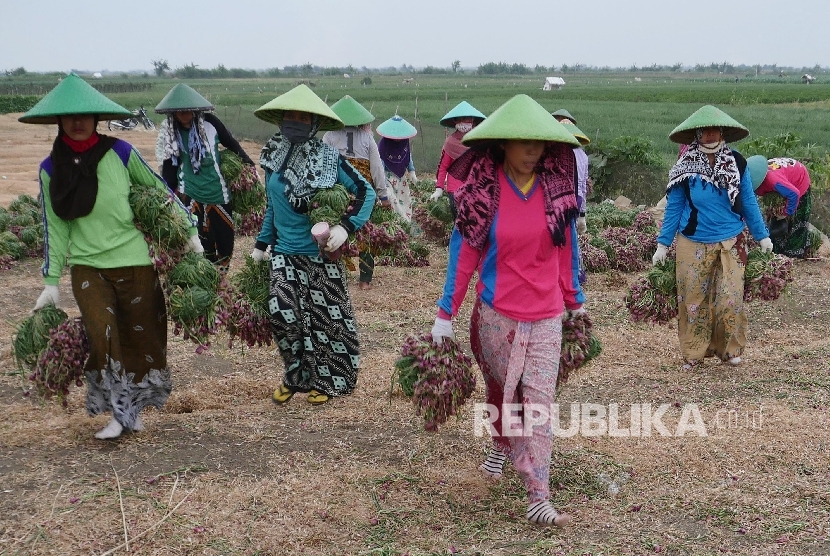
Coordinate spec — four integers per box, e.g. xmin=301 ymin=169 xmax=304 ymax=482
xmin=254 ymin=84 xmax=343 ymax=131
xmin=330 ymin=95 xmax=374 ymax=126
xmin=19 ymin=73 xmax=132 ymax=124
xmin=669 ymin=105 xmax=749 ymax=144
xmin=155 ymin=83 xmax=215 ymax=114
xmin=561 ymin=121 xmax=590 ymax=146
xmin=461 ymin=94 xmax=579 ymax=147
xmin=376 ymin=115 xmax=417 ymax=139
xmin=551 ymin=108 xmax=577 ymax=124
xmin=747 ymin=155 xmax=769 ymax=191
xmin=439 ymin=101 xmax=486 ymax=127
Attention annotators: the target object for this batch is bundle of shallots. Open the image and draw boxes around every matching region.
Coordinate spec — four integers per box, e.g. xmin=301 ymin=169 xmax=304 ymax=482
xmin=625 ymin=259 xmax=679 ymax=325
xmin=394 ymin=333 xmax=476 ymax=432
xmin=559 ymin=311 xmax=602 ymax=385
xmin=743 ymin=248 xmax=793 ymax=302
xmin=29 ymin=317 xmax=89 ymax=406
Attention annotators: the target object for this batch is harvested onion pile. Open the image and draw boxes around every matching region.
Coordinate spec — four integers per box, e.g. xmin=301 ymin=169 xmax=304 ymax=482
xmin=394 ymin=333 xmax=476 ymax=432
xmin=225 ymin=254 xmax=273 ymax=348
xmin=221 ymin=150 xmax=266 ymax=237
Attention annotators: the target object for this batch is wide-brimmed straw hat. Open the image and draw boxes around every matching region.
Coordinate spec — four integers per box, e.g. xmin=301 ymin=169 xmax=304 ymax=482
xmin=551 ymin=108 xmax=577 ymax=124
xmin=561 ymin=121 xmax=590 ymax=146
xmin=669 ymin=105 xmax=749 ymax=144
xmin=155 ymin=84 xmax=215 ymax=114
xmin=376 ymin=115 xmax=417 ymax=139
xmin=330 ymin=95 xmax=374 ymax=127
xmin=461 ymin=94 xmax=579 ymax=147
xmin=19 ymin=73 xmax=132 ymax=124
xmin=747 ymin=155 xmax=769 ymax=191
xmin=254 ymin=84 xmax=343 ymax=131
xmin=439 ymin=101 xmax=486 ymax=127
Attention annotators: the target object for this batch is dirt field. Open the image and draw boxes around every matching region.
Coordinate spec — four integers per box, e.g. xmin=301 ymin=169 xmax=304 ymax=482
xmin=0 ymin=114 xmax=828 ymax=555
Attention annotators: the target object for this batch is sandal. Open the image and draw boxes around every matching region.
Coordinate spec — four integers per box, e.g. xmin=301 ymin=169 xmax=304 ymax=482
xmin=307 ymin=389 xmax=330 ymax=405
xmin=272 ymin=384 xmax=294 ymax=404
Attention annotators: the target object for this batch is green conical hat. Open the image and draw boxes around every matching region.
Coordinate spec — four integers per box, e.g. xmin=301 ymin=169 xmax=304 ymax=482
xmin=155 ymin=83 xmax=215 ymax=114
xmin=329 ymin=95 xmax=374 ymax=126
xmin=561 ymin=121 xmax=590 ymax=146
xmin=461 ymin=94 xmax=580 ymax=147
xmin=669 ymin=105 xmax=749 ymax=144
xmin=551 ymin=108 xmax=577 ymax=124
xmin=254 ymin=84 xmax=343 ymax=131
xmin=747 ymin=155 xmax=769 ymax=191
xmin=376 ymin=115 xmax=417 ymax=139
xmin=18 ymin=73 xmax=132 ymax=124
xmin=439 ymin=101 xmax=486 ymax=127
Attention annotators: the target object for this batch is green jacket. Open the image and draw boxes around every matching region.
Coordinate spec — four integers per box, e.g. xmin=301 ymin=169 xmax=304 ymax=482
xmin=39 ymin=139 xmax=196 ymax=285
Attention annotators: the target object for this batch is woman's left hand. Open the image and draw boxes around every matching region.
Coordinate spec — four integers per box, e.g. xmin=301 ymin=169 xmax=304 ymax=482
xmin=325 ymin=225 xmax=349 ymax=252
xmin=187 ymin=235 xmax=205 ymax=254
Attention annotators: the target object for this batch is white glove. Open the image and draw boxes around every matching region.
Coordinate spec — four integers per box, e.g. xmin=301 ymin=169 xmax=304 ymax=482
xmin=652 ymin=244 xmax=668 ymax=265
xmin=34 ymin=285 xmax=60 ymax=311
xmin=407 ymin=170 xmax=418 ymax=183
xmin=429 ymin=188 xmax=444 ymax=201
xmin=759 ymin=237 xmax=773 ymax=253
xmin=430 ymin=317 xmax=455 ymax=344
xmin=325 ymin=225 xmax=349 ymax=252
xmin=576 ymin=216 xmax=587 ymax=235
xmin=250 ymin=248 xmax=267 ymax=262
xmin=566 ymin=307 xmax=587 ymax=319
xmin=187 ymin=235 xmax=204 ymax=254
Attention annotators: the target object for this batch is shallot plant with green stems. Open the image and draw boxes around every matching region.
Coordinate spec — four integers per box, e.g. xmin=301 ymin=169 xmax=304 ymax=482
xmin=29 ymin=317 xmax=89 ymax=406
xmin=13 ymin=305 xmax=69 ymax=373
xmin=559 ymin=312 xmax=602 ymax=385
xmin=625 ymin=258 xmax=679 ymax=325
xmin=224 ymin=255 xmax=273 ymax=349
xmin=743 ymin=248 xmax=793 ymax=302
xmin=394 ymin=333 xmax=476 ymax=432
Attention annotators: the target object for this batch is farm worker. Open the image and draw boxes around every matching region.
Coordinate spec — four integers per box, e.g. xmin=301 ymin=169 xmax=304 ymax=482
xmin=553 ymin=109 xmax=590 ymax=235
xmin=747 ymin=155 xmax=814 ymax=258
xmin=432 ymin=101 xmax=486 ymax=219
xmin=360 ymin=114 xmax=418 ymax=289
xmin=20 ymin=73 xmax=201 ymax=440
xmin=322 ymin=96 xmax=389 ymax=289
xmin=431 ymin=94 xmax=585 ymax=527
xmin=652 ymin=105 xmax=771 ymax=371
xmin=250 ymin=85 xmax=376 ymax=405
xmin=155 ymin=83 xmax=255 ymax=273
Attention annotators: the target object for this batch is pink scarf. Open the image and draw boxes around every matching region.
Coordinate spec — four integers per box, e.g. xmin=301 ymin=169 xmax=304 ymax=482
xmin=449 ymin=143 xmax=578 ymax=250
xmin=442 ymin=130 xmax=468 ymax=161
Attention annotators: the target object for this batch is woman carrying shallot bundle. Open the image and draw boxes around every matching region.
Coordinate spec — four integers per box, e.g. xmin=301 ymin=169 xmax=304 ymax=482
xmin=430 ymin=94 xmax=585 ymax=528
xmin=21 ymin=74 xmax=200 ymax=440
xmin=251 ymin=85 xmax=375 ymax=406
xmin=652 ymin=105 xmax=771 ymax=371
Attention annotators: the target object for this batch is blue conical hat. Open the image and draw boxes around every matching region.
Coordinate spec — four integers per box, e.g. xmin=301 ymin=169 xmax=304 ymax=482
xmin=439 ymin=101 xmax=486 ymax=127
xmin=461 ymin=94 xmax=579 ymax=147
xmin=19 ymin=73 xmax=132 ymax=124
xmin=254 ymin=84 xmax=344 ymax=131
xmin=747 ymin=155 xmax=769 ymax=191
xmin=376 ymin=115 xmax=417 ymax=139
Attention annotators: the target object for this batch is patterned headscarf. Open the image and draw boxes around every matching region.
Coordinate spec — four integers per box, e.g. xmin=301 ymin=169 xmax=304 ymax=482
xmin=448 ymin=142 xmax=578 ymax=250
xmin=667 ymin=139 xmax=742 ymax=206
xmin=260 ymin=121 xmax=339 ymax=209
xmin=377 ymin=138 xmax=410 ymax=178
xmin=160 ymin=113 xmax=210 ymax=174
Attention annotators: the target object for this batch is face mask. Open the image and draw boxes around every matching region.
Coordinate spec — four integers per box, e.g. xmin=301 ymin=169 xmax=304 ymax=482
xmin=281 ymin=119 xmax=313 ymax=143
xmin=698 ymin=140 xmax=724 ymax=154
xmin=455 ymin=122 xmax=473 ymax=133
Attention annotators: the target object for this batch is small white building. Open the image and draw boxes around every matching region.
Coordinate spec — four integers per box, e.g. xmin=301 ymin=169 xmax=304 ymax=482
xmin=92 ymin=72 xmax=103 ymax=79
xmin=543 ymin=76 xmax=565 ymax=90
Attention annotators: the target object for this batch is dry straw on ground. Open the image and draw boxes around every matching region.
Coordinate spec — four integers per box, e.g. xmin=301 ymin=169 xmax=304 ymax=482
xmin=0 ymin=113 xmax=828 ymax=555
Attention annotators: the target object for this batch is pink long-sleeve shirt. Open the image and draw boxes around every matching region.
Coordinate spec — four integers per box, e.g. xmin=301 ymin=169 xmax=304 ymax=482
xmin=436 ymin=150 xmax=467 ymax=194
xmin=755 ymin=158 xmax=811 ymax=215
xmin=436 ymin=169 xmax=585 ymax=322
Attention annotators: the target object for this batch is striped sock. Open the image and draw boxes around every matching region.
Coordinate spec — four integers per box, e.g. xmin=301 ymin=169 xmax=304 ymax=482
xmin=479 ymin=448 xmax=507 ymax=479
xmin=526 ymin=501 xmax=571 ymax=527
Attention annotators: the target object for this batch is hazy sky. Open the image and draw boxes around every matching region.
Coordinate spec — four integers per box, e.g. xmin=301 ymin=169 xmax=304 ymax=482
xmin=2 ymin=0 xmax=828 ymax=73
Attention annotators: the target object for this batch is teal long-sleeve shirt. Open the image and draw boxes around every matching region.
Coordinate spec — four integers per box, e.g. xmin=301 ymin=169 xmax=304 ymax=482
xmin=255 ymin=156 xmax=376 ymax=256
